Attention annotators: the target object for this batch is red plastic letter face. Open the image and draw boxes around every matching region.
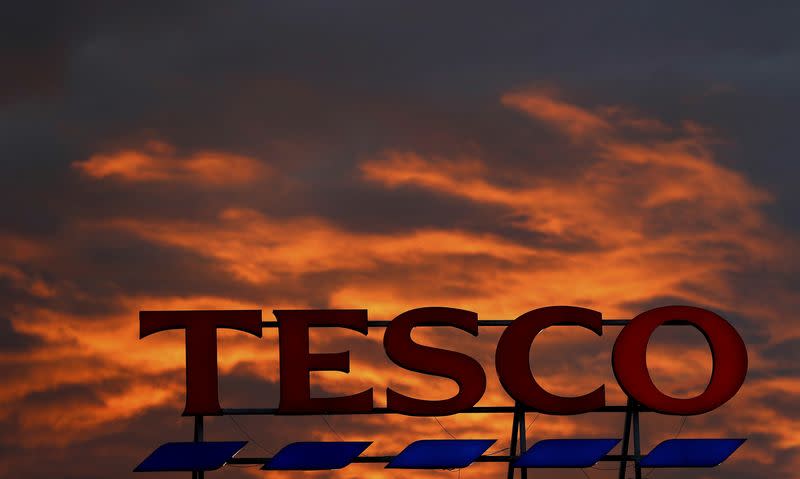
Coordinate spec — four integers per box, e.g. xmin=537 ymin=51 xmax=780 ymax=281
xmin=384 ymin=307 xmax=486 ymax=416
xmin=495 ymin=306 xmax=605 ymax=414
xmin=612 ymin=305 xmax=748 ymax=415
xmin=276 ymin=310 xmax=373 ymax=414
xmin=139 ymin=310 xmax=263 ymax=416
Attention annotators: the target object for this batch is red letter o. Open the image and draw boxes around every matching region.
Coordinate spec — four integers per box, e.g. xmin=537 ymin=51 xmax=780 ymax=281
xmin=612 ymin=305 xmax=747 ymax=415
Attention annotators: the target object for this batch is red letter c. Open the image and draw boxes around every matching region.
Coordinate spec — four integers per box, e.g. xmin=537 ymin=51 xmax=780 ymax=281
xmin=495 ymin=306 xmax=605 ymax=415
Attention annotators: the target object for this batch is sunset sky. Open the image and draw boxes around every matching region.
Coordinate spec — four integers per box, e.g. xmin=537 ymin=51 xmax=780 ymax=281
xmin=2 ymin=2 xmax=800 ymax=479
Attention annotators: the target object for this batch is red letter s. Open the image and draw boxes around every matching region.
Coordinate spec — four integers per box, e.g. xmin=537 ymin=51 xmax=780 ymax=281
xmin=384 ymin=307 xmax=486 ymax=416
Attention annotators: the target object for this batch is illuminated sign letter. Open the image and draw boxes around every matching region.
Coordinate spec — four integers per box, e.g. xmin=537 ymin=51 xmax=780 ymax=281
xmin=612 ymin=305 xmax=748 ymax=415
xmin=139 ymin=310 xmax=263 ymax=416
xmin=276 ymin=310 xmax=373 ymax=414
xmin=495 ymin=306 xmax=605 ymax=414
xmin=384 ymin=307 xmax=486 ymax=416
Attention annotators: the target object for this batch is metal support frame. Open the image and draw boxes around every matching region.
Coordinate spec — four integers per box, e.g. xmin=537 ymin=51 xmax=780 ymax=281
xmin=618 ymin=397 xmax=642 ymax=479
xmin=507 ymin=402 xmax=529 ymax=479
xmin=181 ymin=318 xmax=691 ymax=477
xmin=193 ymin=415 xmax=204 ymax=479
xmin=191 ymin=399 xmax=651 ymax=478
xmin=504 ymin=398 xmax=644 ymax=479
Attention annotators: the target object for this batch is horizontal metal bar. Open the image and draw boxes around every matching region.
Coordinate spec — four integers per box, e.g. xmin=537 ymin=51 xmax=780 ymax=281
xmin=260 ymin=319 xmax=694 ymax=328
xmin=221 ymin=405 xmax=646 ymax=415
xmin=261 ymin=320 xmax=627 ymax=328
xmin=227 ymin=454 xmax=637 ymax=465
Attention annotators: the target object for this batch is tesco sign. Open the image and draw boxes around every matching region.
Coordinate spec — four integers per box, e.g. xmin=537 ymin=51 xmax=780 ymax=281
xmin=140 ymin=305 xmax=747 ymax=418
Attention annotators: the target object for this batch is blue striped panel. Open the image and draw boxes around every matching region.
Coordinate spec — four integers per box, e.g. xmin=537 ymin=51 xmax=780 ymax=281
xmin=134 ymin=441 xmax=247 ymax=472
xmin=387 ymin=439 xmax=496 ymax=469
xmin=514 ymin=439 xmax=621 ymax=468
xmin=264 ymin=441 xmax=372 ymax=470
xmin=641 ymin=438 xmax=746 ymax=467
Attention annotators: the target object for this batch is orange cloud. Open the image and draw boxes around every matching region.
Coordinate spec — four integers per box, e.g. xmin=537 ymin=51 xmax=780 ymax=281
xmin=0 ymin=235 xmax=58 ymax=298
xmin=360 ymin=92 xmax=790 ymax=330
xmin=5 ymin=91 xmax=798 ymax=478
xmin=72 ymin=140 xmax=269 ymax=185
xmin=502 ymin=90 xmax=611 ymax=139
xmin=0 ymin=233 xmax=48 ymax=261
xmin=99 ymin=207 xmax=535 ymax=286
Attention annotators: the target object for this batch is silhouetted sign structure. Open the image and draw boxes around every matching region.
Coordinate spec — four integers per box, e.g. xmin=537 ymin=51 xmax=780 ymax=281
xmin=135 ymin=305 xmax=748 ymax=479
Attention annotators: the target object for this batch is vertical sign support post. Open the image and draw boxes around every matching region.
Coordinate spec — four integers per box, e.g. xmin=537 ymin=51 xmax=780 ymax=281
xmin=632 ymin=403 xmax=642 ymax=479
xmin=507 ymin=401 xmax=528 ymax=479
xmin=507 ymin=404 xmax=519 ymax=479
xmin=519 ymin=405 xmax=527 ymax=479
xmin=193 ymin=415 xmax=204 ymax=479
xmin=618 ymin=399 xmax=632 ymax=479
xmin=618 ymin=398 xmax=642 ymax=479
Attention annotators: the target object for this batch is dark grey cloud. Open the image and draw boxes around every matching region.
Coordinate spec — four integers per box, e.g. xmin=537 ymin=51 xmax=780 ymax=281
xmin=0 ymin=316 xmax=42 ymax=352
xmin=1 ymin=3 xmax=798 ymax=478
xmin=2 ymin=0 xmax=799 ymax=248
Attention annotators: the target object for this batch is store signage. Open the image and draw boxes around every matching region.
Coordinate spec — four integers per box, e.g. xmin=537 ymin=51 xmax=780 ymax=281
xmin=140 ymin=305 xmax=747 ymax=417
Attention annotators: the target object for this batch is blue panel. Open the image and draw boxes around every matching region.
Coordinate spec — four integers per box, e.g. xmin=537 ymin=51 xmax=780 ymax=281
xmin=641 ymin=438 xmax=746 ymax=467
xmin=514 ymin=439 xmax=620 ymax=468
xmin=134 ymin=441 xmax=247 ymax=472
xmin=387 ymin=439 xmax=496 ymax=469
xmin=264 ymin=441 xmax=372 ymax=470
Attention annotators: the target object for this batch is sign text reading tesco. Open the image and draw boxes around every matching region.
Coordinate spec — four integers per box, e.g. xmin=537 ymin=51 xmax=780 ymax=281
xmin=140 ymin=305 xmax=747 ymax=418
